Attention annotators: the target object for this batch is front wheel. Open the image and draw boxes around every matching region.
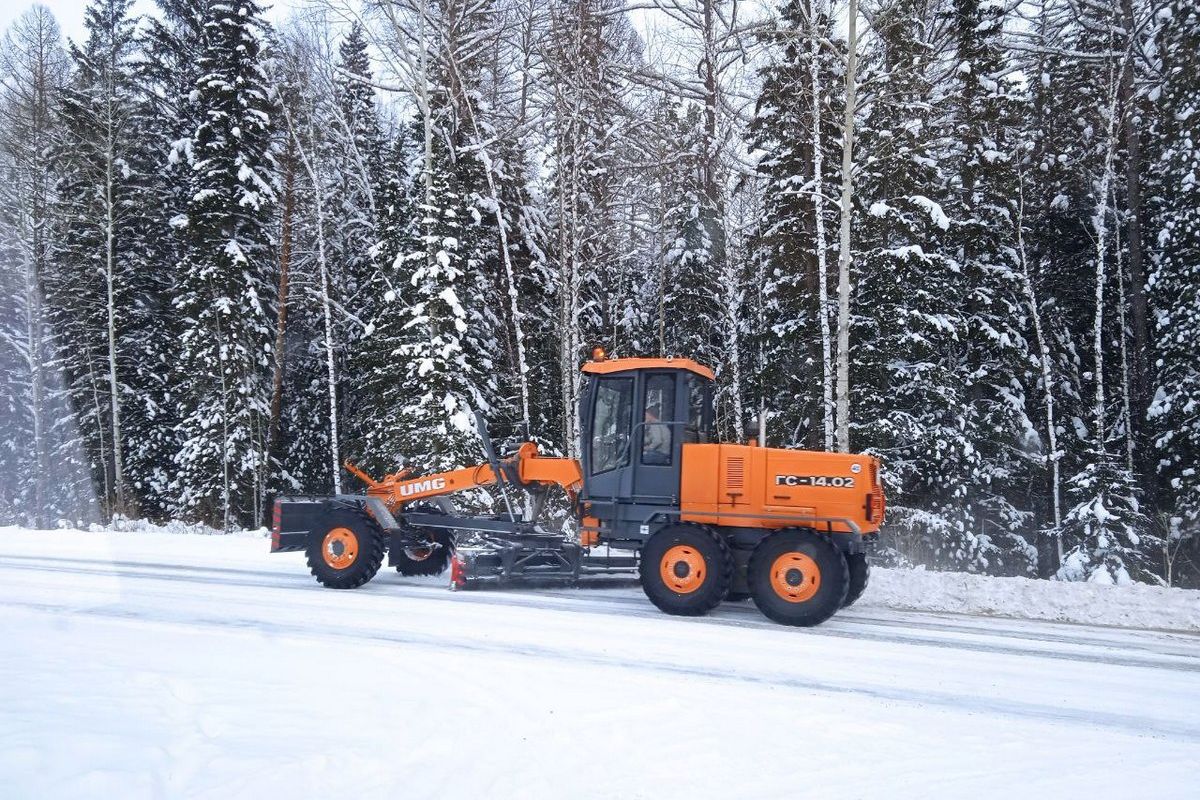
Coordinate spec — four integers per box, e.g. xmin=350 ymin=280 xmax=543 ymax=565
xmin=748 ymin=529 xmax=848 ymax=626
xmin=639 ymin=524 xmax=733 ymax=616
xmin=306 ymin=508 xmax=386 ymax=589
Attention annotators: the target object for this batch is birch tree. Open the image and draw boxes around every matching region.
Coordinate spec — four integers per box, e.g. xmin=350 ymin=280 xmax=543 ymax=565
xmin=833 ymin=0 xmax=857 ymax=453
xmin=0 ymin=7 xmax=78 ymax=527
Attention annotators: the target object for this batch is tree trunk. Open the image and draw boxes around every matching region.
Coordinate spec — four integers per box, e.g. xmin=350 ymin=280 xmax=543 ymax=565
xmin=317 ymin=223 xmax=342 ymax=495
xmin=1112 ymin=188 xmax=1136 ymax=474
xmin=103 ymin=95 xmax=126 ymax=520
xmin=1118 ymin=0 xmax=1151 ymax=487
xmin=1091 ymin=41 xmax=1126 ymax=452
xmin=267 ymin=136 xmax=296 ymax=484
xmin=810 ymin=0 xmax=833 ymax=451
xmin=1016 ymin=167 xmax=1062 ymax=575
xmin=834 ymin=0 xmax=858 ymax=453
xmin=25 ymin=249 xmax=47 ymax=529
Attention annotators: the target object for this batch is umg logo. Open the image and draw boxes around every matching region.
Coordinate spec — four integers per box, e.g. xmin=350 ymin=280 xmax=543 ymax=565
xmin=398 ymin=477 xmax=448 ymax=497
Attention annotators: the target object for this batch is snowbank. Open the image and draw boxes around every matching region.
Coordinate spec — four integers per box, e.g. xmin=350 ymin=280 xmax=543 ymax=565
xmin=1 ymin=517 xmax=266 ymax=539
xmin=860 ymin=566 xmax=1200 ymax=632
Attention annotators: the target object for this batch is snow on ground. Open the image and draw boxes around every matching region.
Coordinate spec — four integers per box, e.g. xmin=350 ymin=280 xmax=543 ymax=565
xmin=1 ymin=527 xmax=1198 ymax=799
xmin=863 ymin=565 xmax=1200 ymax=632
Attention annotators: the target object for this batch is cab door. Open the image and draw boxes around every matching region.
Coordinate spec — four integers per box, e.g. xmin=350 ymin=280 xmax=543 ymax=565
xmin=581 ymin=370 xmax=686 ymax=508
xmin=581 ymin=374 xmax=636 ymax=503
xmin=628 ymin=371 xmax=682 ymax=504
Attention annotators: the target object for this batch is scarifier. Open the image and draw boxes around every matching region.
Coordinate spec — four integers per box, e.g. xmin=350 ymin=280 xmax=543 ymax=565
xmin=271 ymin=350 xmax=886 ymax=626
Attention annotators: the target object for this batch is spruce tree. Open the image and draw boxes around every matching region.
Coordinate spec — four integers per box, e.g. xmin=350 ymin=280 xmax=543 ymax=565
xmin=47 ymin=0 xmax=154 ymax=521
xmin=745 ymin=0 xmax=841 ymax=449
xmin=391 ymin=123 xmax=497 ymax=473
xmin=853 ymin=0 xmax=988 ymax=569
xmin=1147 ymin=0 xmax=1200 ymax=555
xmin=663 ymin=104 xmax=726 ymax=372
xmin=943 ymin=0 xmax=1039 ymax=573
xmin=170 ymin=0 xmax=277 ymax=528
xmin=331 ymin=21 xmax=386 ymax=447
xmin=347 ymin=133 xmax=418 ymax=477
xmin=134 ymin=0 xmax=212 ymax=519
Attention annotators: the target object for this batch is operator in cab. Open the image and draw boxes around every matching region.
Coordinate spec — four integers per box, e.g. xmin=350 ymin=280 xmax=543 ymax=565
xmin=643 ymin=408 xmax=671 ymax=465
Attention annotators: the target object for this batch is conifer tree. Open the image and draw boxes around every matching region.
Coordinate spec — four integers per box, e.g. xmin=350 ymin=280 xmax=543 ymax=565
xmin=1147 ymin=0 xmax=1200 ymax=558
xmin=663 ymin=104 xmax=726 ymax=372
xmin=745 ymin=0 xmax=840 ymax=449
xmin=853 ymin=0 xmax=983 ymax=568
xmin=347 ymin=134 xmax=418 ymax=476
xmin=47 ymin=0 xmax=153 ymax=521
xmin=170 ymin=0 xmax=277 ymax=528
xmin=943 ymin=0 xmax=1039 ymax=572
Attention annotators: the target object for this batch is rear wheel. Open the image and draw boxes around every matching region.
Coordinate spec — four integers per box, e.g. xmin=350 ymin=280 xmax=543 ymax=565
xmin=306 ymin=508 xmax=385 ymax=589
xmin=748 ymin=529 xmax=848 ymax=626
xmin=639 ymin=524 xmax=732 ymax=616
xmin=842 ymin=553 xmax=870 ymax=608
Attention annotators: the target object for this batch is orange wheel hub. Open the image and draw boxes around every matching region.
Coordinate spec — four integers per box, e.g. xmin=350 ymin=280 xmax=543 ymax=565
xmin=660 ymin=545 xmax=706 ymax=594
xmin=769 ymin=552 xmax=821 ymax=603
xmin=322 ymin=527 xmax=359 ymax=570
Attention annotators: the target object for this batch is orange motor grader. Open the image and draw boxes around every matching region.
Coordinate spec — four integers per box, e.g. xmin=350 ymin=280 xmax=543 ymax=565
xmin=271 ymin=351 xmax=885 ymax=626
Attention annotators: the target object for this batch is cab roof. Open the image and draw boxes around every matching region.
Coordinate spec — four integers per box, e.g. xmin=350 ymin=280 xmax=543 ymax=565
xmin=581 ymin=357 xmax=715 ymax=381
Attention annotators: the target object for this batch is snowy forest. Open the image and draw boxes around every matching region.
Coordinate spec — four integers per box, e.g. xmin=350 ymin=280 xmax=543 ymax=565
xmin=0 ymin=0 xmax=1197 ymax=586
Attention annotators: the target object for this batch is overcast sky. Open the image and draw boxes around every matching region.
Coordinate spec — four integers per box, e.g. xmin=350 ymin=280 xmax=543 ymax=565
xmin=3 ymin=0 xmax=138 ymax=45
xmin=0 ymin=0 xmax=299 ymax=47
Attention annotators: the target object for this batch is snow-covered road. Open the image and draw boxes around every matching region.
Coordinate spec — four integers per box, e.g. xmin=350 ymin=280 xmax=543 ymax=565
xmin=2 ymin=529 xmax=1197 ymax=799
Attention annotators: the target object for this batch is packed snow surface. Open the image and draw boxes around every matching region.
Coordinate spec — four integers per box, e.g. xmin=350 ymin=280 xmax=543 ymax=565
xmin=2 ymin=527 xmax=1198 ymax=799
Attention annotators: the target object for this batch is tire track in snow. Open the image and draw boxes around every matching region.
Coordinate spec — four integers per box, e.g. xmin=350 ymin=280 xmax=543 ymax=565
xmin=11 ymin=552 xmax=1196 ymax=655
xmin=2 ymin=554 xmax=1199 ymax=674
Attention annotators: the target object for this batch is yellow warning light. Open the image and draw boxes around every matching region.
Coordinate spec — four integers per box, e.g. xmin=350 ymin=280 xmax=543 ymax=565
xmin=591 ymin=346 xmax=607 ymax=361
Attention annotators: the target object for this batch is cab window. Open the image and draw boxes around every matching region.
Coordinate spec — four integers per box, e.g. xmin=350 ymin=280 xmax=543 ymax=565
xmin=591 ymin=377 xmax=633 ymax=474
xmin=641 ymin=374 xmax=675 ymax=465
xmin=685 ymin=376 xmax=712 ymax=444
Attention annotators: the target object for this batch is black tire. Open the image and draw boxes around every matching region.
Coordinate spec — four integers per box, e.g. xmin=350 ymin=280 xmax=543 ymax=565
xmin=842 ymin=553 xmax=870 ymax=608
xmin=725 ymin=556 xmax=752 ymax=602
xmin=394 ymin=503 xmax=456 ymax=577
xmin=638 ymin=524 xmax=733 ymax=616
xmin=394 ymin=529 xmax=455 ymax=576
xmin=748 ymin=529 xmax=848 ymax=627
xmin=305 ymin=507 xmax=385 ymax=589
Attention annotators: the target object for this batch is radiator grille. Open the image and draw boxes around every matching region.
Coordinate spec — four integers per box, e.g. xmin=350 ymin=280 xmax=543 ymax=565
xmin=725 ymin=457 xmax=745 ymax=490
